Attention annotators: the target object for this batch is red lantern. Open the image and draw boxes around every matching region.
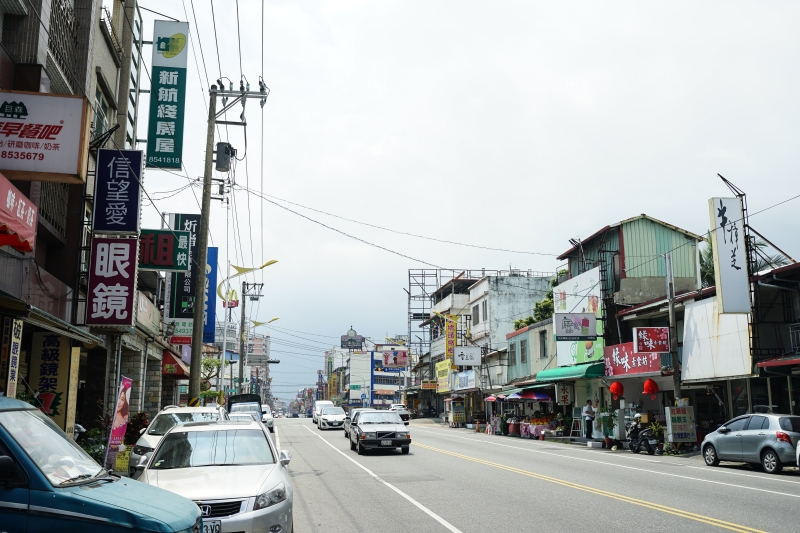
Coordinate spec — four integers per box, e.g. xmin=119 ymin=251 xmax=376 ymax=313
xmin=609 ymin=381 xmax=624 ymax=400
xmin=643 ymin=378 xmax=659 ymax=400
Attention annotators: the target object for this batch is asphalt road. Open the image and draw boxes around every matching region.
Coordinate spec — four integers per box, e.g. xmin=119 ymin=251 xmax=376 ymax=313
xmin=275 ymin=418 xmax=800 ymax=533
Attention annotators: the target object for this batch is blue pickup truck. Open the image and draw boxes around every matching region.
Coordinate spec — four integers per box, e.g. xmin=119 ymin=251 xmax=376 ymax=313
xmin=0 ymin=396 xmax=201 ymax=532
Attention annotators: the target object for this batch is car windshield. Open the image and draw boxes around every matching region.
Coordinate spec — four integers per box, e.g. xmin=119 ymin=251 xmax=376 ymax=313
xmin=322 ymin=407 xmax=344 ymax=415
xmin=779 ymin=416 xmax=800 ymax=432
xmin=230 ymin=414 xmax=254 ymax=421
xmin=150 ymin=429 xmax=274 ymax=469
xmin=148 ymin=411 xmax=220 ymax=436
xmin=360 ymin=412 xmax=403 ymax=424
xmin=231 ymin=403 xmax=260 ymax=413
xmin=0 ymin=409 xmax=103 ymax=486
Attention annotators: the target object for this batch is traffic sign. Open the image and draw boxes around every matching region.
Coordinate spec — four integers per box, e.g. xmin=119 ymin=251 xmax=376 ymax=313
xmin=361 ymin=394 xmax=366 ymax=399
xmin=351 ymin=384 xmax=361 ymax=390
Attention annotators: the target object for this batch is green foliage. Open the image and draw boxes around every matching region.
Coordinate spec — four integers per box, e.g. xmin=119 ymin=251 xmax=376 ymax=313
xmin=513 ymin=271 xmax=565 ymax=330
xmin=649 ymin=421 xmax=664 ymax=441
xmin=700 ymin=240 xmax=789 ymax=287
xmin=124 ymin=411 xmax=150 ymax=446
xmin=79 ymin=428 xmax=107 ymax=464
xmin=599 ymin=407 xmax=617 ymax=437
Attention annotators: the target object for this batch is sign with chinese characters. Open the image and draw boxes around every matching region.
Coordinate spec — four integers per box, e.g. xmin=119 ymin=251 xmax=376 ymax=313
xmin=454 ymin=369 xmax=477 ymax=391
xmin=436 ymin=360 xmax=451 ymax=393
xmin=146 ymin=21 xmax=189 ymax=169
xmin=30 ymin=333 xmax=74 ymax=430
xmin=709 ymin=197 xmax=750 ymax=313
xmin=421 ymin=380 xmax=437 ymax=390
xmin=633 ymin=327 xmax=670 ymax=354
xmin=553 ymin=267 xmax=604 ymax=366
xmin=86 ymin=237 xmax=138 ymax=326
xmin=445 ymin=314 xmax=457 ymax=369
xmin=164 ymin=213 xmax=199 ymax=343
xmin=666 ymin=406 xmax=697 ymax=443
xmin=453 ymin=346 xmax=481 ymax=366
xmin=138 ymin=229 xmax=190 ymax=271
xmin=557 ymin=383 xmax=573 ymax=406
xmin=0 ymin=90 xmax=90 ymax=184
xmin=0 ymin=170 xmax=37 ymax=252
xmin=382 ymin=350 xmax=408 ymax=369
xmin=0 ymin=317 xmax=23 ymax=398
xmin=604 ymin=342 xmax=661 ymax=377
xmin=92 ymin=149 xmax=143 ymax=234
xmin=554 ymin=312 xmax=598 ymax=341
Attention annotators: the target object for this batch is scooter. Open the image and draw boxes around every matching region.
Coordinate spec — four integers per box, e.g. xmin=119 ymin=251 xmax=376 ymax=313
xmin=628 ymin=422 xmax=657 ymax=455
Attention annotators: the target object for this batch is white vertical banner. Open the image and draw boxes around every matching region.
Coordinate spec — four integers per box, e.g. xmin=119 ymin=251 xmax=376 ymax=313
xmin=709 ymin=197 xmax=750 ymax=313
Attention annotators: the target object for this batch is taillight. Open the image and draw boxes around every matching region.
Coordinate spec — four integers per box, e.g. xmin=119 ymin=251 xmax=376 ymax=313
xmin=776 ymin=431 xmax=792 ymax=444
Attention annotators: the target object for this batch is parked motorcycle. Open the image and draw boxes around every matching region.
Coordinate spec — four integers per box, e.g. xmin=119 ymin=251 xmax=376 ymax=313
xmin=627 ymin=417 xmax=657 ymax=455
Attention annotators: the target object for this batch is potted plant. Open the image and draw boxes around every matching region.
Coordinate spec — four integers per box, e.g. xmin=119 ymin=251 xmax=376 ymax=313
xmin=649 ymin=421 xmax=664 ymax=450
xmin=599 ymin=407 xmax=617 ymax=447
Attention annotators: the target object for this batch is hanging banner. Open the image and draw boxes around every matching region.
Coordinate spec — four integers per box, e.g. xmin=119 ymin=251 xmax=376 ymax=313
xmin=0 ymin=170 xmax=37 ymax=252
xmin=164 ymin=213 xmax=199 ymax=343
xmin=709 ymin=197 xmax=750 ymax=313
xmin=138 ymin=229 xmax=190 ymax=271
xmin=92 ymin=149 xmax=143 ymax=234
xmin=203 ymin=247 xmax=218 ymax=343
xmin=604 ymin=342 xmax=662 ymax=377
xmin=146 ymin=21 xmax=189 ymax=169
xmin=86 ymin=237 xmax=138 ymax=326
xmin=0 ymin=317 xmax=23 ymax=398
xmin=633 ymin=327 xmax=670 ymax=353
xmin=553 ymin=267 xmax=604 ymax=366
xmin=554 ymin=312 xmax=598 ymax=341
xmin=30 ymin=333 xmax=72 ymax=429
xmin=104 ymin=376 xmax=132 ymax=470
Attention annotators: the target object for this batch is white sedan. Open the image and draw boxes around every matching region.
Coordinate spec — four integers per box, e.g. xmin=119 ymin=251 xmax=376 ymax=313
xmin=318 ymin=406 xmax=346 ymax=430
xmin=136 ymin=419 xmax=293 ymax=533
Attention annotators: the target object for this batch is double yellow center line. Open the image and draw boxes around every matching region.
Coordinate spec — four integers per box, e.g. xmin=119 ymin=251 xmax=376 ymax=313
xmin=414 ymin=443 xmax=766 ymax=533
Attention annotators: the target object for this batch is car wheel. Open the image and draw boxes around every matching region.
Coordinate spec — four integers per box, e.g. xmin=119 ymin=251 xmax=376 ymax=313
xmin=350 ymin=438 xmax=356 ymax=451
xmin=357 ymin=442 xmax=366 ymax=455
xmin=401 ymin=447 xmax=410 ymax=455
xmin=703 ymin=444 xmax=720 ymax=466
xmin=762 ymin=449 xmax=783 ymax=474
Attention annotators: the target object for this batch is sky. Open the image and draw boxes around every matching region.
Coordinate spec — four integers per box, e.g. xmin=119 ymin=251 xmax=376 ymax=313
xmin=132 ymin=1 xmax=800 ymax=401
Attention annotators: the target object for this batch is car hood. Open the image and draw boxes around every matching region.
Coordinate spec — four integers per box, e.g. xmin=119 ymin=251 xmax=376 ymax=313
xmin=135 ymin=433 xmax=162 ymax=449
xmin=68 ymin=475 xmax=199 ymax=532
xmin=145 ymin=464 xmax=275 ymax=501
xmin=359 ymin=423 xmax=407 ymax=432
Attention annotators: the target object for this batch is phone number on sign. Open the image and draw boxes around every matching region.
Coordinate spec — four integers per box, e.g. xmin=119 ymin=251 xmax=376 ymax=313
xmin=1 ymin=151 xmax=44 ymax=160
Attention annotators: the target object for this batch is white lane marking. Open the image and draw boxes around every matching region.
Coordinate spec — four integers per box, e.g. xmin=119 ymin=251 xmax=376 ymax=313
xmin=416 ymin=426 xmax=800 ymax=486
xmin=275 ymin=424 xmax=281 ymax=450
xmin=413 ymin=428 xmax=800 ymax=499
xmin=303 ymin=426 xmax=463 ymax=533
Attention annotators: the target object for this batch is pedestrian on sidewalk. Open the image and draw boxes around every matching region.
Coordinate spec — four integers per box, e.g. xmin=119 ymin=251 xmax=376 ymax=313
xmin=582 ymin=400 xmax=595 ymax=440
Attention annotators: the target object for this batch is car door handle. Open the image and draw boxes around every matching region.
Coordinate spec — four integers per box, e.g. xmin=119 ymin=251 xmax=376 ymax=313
xmin=758 ymin=433 xmax=765 ymax=436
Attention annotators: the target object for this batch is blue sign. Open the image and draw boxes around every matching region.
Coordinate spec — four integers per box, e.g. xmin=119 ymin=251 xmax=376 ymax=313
xmin=361 ymin=394 xmax=366 ymax=399
xmin=92 ymin=149 xmax=143 ymax=234
xmin=203 ymin=247 xmax=218 ymax=343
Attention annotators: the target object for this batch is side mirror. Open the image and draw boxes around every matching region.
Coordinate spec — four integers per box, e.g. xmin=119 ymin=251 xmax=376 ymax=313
xmin=0 ymin=456 xmax=15 ymax=482
xmin=139 ymin=428 xmax=146 ymax=435
xmin=718 ymin=426 xmax=729 ymax=434
xmin=279 ymin=450 xmax=291 ymax=467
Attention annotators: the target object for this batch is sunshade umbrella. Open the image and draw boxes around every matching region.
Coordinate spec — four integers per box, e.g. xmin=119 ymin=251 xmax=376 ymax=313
xmin=485 ymin=395 xmax=497 ymax=402
xmin=520 ymin=390 xmax=551 ymax=401
xmin=506 ymin=393 xmax=522 ymax=400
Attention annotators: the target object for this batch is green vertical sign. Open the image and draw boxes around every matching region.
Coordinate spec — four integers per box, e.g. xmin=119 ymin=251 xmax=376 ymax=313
xmin=146 ymin=21 xmax=189 ymax=169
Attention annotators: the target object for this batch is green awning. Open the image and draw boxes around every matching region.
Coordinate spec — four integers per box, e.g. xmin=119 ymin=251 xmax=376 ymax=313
xmin=520 ymin=383 xmax=554 ymax=391
xmin=535 ymin=362 xmax=606 ymax=383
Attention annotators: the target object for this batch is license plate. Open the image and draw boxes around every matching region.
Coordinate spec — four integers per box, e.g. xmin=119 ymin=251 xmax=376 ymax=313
xmin=202 ymin=520 xmax=221 ymax=533
xmin=648 ymin=439 xmax=658 ymax=445
xmin=381 ymin=439 xmax=393 ymax=446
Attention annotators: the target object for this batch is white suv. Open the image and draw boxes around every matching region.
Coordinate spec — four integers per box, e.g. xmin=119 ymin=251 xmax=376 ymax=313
xmin=312 ymin=401 xmax=334 ymax=424
xmin=261 ymin=404 xmax=274 ymax=433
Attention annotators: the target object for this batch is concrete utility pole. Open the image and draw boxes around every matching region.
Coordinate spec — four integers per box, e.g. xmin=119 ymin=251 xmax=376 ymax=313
xmin=239 ymin=280 xmax=247 ymax=394
xmin=666 ymin=252 xmax=681 ymax=399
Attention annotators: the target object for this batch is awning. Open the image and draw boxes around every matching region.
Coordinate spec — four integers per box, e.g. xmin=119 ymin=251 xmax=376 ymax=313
xmin=0 ymin=290 xmax=103 ymax=345
xmin=0 ymin=171 xmax=37 ymax=253
xmin=534 ymin=362 xmax=606 ymax=383
xmin=520 ymin=383 xmax=553 ymax=391
xmin=444 ymin=396 xmax=464 ymax=402
xmin=757 ymin=355 xmax=800 ymax=368
xmin=162 ymin=351 xmax=190 ymax=378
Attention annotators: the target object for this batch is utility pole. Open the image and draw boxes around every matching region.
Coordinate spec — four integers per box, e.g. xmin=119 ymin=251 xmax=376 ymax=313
xmin=188 ymin=85 xmax=218 ymax=407
xmin=666 ymin=252 xmax=681 ymax=399
xmin=239 ymin=280 xmax=247 ymax=394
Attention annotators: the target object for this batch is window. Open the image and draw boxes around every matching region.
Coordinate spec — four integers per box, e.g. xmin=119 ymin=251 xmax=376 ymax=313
xmin=374 ymin=376 xmax=399 ymax=385
xmin=747 ymin=416 xmax=768 ymax=430
xmin=482 ymin=300 xmax=487 ymax=322
xmin=472 ymin=304 xmax=480 ymax=325
xmin=520 ymin=339 xmax=528 ymax=363
xmin=509 ymin=343 xmax=516 ymax=365
xmin=724 ymin=417 xmax=749 ymax=432
xmin=539 ymin=331 xmax=548 ymax=358
xmin=93 ymin=87 xmax=109 ymax=139
xmin=779 ymin=417 xmax=800 ymax=432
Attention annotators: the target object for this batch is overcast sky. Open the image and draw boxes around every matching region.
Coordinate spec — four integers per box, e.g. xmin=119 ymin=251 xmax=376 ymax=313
xmin=133 ymin=1 xmax=800 ymax=400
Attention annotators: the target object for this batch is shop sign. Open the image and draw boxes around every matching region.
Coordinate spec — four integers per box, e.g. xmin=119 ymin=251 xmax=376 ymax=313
xmin=146 ymin=21 xmax=189 ymax=169
xmin=382 ymin=350 xmax=408 ymax=369
xmin=633 ymin=327 xmax=669 ymax=354
xmin=86 ymin=238 xmax=138 ymax=326
xmin=104 ymin=376 xmax=132 ymax=469
xmin=666 ymin=406 xmax=697 ymax=443
xmin=203 ymin=247 xmax=218 ymax=343
xmin=341 ymin=328 xmax=364 ymax=350
xmin=138 ymin=229 xmax=191 ymax=271
xmin=445 ymin=314 xmax=456 ymax=369
xmin=421 ymin=380 xmax=437 ymax=390
xmin=557 ymin=383 xmax=572 ymax=406
xmin=709 ymin=197 xmax=750 ymax=313
xmin=436 ymin=360 xmax=450 ymax=393
xmin=135 ymin=291 xmax=161 ymax=335
xmin=92 ymin=149 xmax=143 ymax=234
xmin=454 ymin=369 xmax=477 ymax=391
xmin=604 ymin=342 xmax=661 ymax=376
xmin=0 ymin=90 xmax=90 ymax=183
xmin=30 ymin=333 xmax=73 ymax=430
xmin=0 ymin=317 xmax=23 ymax=398
xmin=0 ymin=170 xmax=37 ymax=252
xmin=164 ymin=213 xmax=199 ymax=343
xmin=554 ymin=312 xmax=598 ymax=341
xmin=453 ymin=346 xmax=481 ymax=366
xmin=554 ymin=267 xmax=604 ymax=366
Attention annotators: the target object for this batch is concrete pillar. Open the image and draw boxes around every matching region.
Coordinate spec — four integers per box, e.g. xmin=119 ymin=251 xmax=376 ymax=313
xmin=161 ymin=379 xmax=176 ymax=409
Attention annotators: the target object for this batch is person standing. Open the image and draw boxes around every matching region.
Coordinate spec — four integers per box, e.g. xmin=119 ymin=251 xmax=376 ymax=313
xmin=582 ymin=399 xmax=595 ymax=440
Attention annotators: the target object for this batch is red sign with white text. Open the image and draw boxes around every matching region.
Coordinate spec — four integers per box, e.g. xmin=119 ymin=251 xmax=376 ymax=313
xmin=0 ymin=170 xmax=37 ymax=252
xmin=633 ymin=327 xmax=670 ymax=354
xmin=604 ymin=342 xmax=661 ymax=377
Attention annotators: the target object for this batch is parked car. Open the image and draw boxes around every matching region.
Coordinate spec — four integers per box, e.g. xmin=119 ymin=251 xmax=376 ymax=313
xmin=312 ymin=401 xmax=334 ymax=424
xmin=229 ymin=394 xmax=263 ymax=424
xmin=136 ymin=419 xmax=293 ymax=533
xmin=0 ymin=396 xmax=201 ymax=532
xmin=344 ymin=408 xmax=376 ymax=439
xmin=702 ymin=413 xmax=800 ymax=474
xmin=230 ymin=412 xmax=259 ymax=423
xmin=389 ymin=404 xmax=411 ymax=425
xmin=129 ymin=404 xmax=228 ymax=476
xmin=318 ymin=407 xmax=346 ymax=430
xmin=261 ymin=405 xmax=274 ymax=433
xmin=292 ymin=413 xmax=299 ymax=418
xmin=348 ymin=410 xmax=411 ymax=455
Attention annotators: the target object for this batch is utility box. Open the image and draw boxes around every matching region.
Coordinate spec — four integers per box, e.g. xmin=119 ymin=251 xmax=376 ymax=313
xmin=216 ymin=142 xmax=232 ymax=172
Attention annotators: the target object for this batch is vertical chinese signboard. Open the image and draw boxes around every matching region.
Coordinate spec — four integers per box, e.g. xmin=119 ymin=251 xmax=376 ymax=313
xmin=164 ymin=213 xmax=199 ymax=343
xmin=445 ymin=314 xmax=456 ymax=369
xmin=1 ymin=317 xmax=22 ymax=398
xmin=138 ymin=229 xmax=190 ymax=271
xmin=436 ymin=360 xmax=451 ymax=393
xmin=666 ymin=406 xmax=697 ymax=443
xmin=557 ymin=383 xmax=573 ymax=406
xmin=31 ymin=333 xmax=77 ymax=431
xmin=86 ymin=238 xmax=138 ymax=326
xmin=92 ymin=149 xmax=143 ymax=233
xmin=709 ymin=197 xmax=750 ymax=314
xmin=146 ymin=21 xmax=189 ymax=169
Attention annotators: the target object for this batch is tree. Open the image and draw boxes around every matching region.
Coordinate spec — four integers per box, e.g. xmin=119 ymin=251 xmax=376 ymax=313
xmin=201 ymin=356 xmax=229 ymax=390
xmin=514 ymin=270 xmax=566 ymax=330
xmin=699 ymin=239 xmax=789 ymax=288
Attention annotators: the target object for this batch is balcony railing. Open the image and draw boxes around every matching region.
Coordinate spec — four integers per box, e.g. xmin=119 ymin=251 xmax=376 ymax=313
xmin=790 ymin=324 xmax=800 ymax=355
xmin=48 ymin=0 xmax=78 ymax=93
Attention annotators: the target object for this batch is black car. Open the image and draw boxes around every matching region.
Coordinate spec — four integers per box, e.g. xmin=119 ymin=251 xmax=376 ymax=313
xmin=348 ymin=410 xmax=411 ymax=455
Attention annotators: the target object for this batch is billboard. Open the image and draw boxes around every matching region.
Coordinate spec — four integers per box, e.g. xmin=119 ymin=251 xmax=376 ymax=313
xmin=86 ymin=237 xmax=138 ymax=326
xmin=453 ymin=346 xmax=481 ymax=366
xmin=0 ymin=90 xmax=90 ymax=183
xmin=164 ymin=213 xmax=200 ymax=343
xmin=382 ymin=350 xmax=408 ymax=369
xmin=633 ymin=327 xmax=670 ymax=354
xmin=554 ymin=312 xmax=598 ymax=341
xmin=709 ymin=198 xmax=750 ymax=313
xmin=147 ymin=21 xmax=189 ymax=169
xmin=553 ymin=267 xmax=604 ymax=366
xmin=604 ymin=342 xmax=661 ymax=377
xmin=138 ymin=229 xmax=190 ymax=271
xmin=92 ymin=149 xmax=143 ymax=234
xmin=454 ymin=369 xmax=477 ymax=391
xmin=436 ymin=360 xmax=450 ymax=393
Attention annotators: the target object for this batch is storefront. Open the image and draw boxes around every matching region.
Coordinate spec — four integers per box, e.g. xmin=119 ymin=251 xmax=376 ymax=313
xmin=535 ymin=362 xmax=606 ymax=439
